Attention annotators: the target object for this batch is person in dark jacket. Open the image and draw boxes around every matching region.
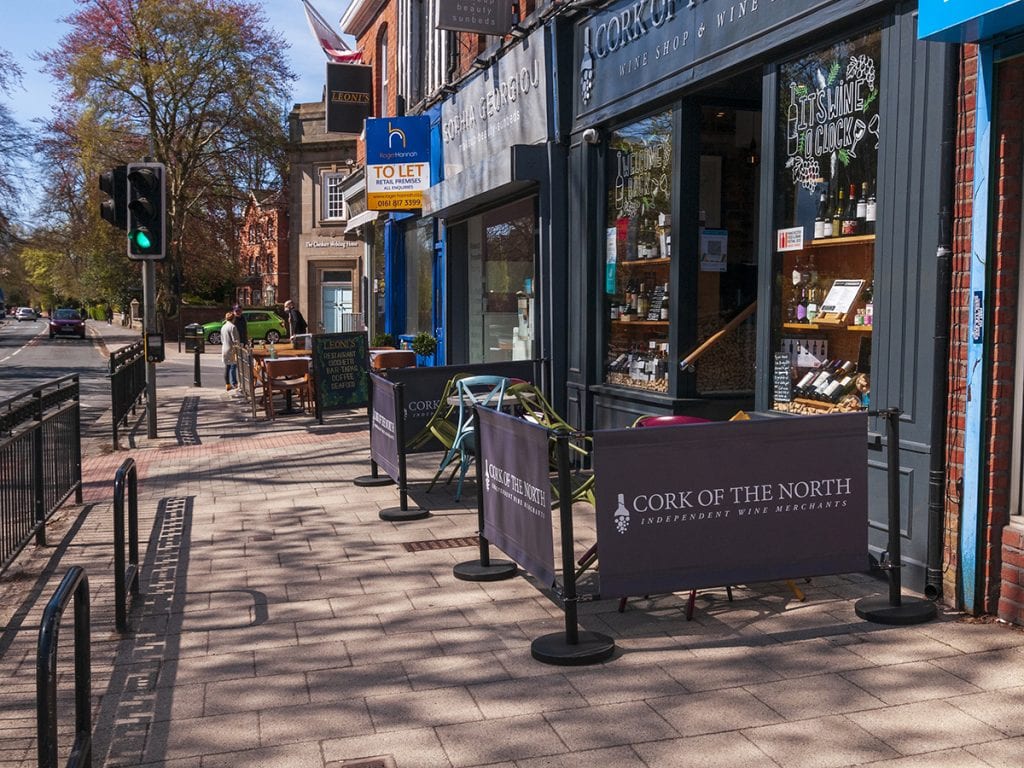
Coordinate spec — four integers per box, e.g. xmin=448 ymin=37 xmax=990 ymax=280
xmin=232 ymin=304 xmax=248 ymax=346
xmin=284 ymin=299 xmax=307 ymax=338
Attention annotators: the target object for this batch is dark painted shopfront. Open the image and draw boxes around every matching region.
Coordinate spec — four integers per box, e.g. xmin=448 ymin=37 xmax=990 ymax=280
xmin=424 ymin=23 xmax=569 ymax=399
xmin=565 ymin=0 xmax=958 ymax=591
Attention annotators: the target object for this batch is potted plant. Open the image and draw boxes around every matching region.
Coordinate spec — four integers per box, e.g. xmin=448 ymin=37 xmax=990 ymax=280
xmin=411 ymin=332 xmax=437 ymax=366
xmin=371 ymin=332 xmax=395 ymax=348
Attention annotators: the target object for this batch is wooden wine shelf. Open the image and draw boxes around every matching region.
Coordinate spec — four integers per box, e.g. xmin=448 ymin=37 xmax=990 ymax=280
xmin=612 ymin=319 xmax=669 ymax=327
xmin=783 ymin=323 xmax=873 ymax=332
xmin=619 ymin=257 xmax=671 ymax=266
xmin=807 ymin=235 xmax=875 ymax=249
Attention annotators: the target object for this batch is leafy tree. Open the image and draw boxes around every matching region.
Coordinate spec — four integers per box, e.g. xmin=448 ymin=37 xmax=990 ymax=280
xmin=0 ymin=47 xmax=32 ymax=294
xmin=39 ymin=0 xmax=294 ymax=313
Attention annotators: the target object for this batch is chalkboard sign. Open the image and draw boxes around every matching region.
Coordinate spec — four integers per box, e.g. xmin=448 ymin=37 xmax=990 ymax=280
xmin=773 ymin=352 xmax=793 ymax=403
xmin=312 ymin=332 xmax=370 ymax=416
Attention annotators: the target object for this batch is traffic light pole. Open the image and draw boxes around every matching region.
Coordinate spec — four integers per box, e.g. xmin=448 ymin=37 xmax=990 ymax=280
xmin=143 ymin=261 xmax=158 ymax=439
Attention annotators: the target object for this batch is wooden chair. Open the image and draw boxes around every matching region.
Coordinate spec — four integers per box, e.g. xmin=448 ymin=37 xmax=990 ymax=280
xmin=261 ymin=357 xmax=312 ymax=420
xmin=371 ymin=350 xmax=416 ymax=370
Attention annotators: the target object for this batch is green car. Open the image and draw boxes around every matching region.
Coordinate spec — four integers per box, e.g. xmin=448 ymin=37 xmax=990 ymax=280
xmin=202 ymin=309 xmax=287 ymax=347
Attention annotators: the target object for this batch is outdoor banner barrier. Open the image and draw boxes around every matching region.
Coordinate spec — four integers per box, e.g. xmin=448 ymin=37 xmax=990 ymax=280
xmin=369 ymin=373 xmax=402 ymax=483
xmin=476 ymin=407 xmax=556 ymax=588
xmin=312 ymin=332 xmax=370 ymax=420
xmin=381 ymin=359 xmax=540 ymax=453
xmin=592 ymin=412 xmax=869 ymax=598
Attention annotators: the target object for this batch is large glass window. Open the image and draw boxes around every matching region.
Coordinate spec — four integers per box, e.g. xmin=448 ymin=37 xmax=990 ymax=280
xmin=404 ymin=219 xmax=434 ymax=335
xmin=604 ymin=112 xmax=673 ymax=391
xmin=321 ymin=172 xmax=348 ymax=222
xmin=467 ymin=199 xmax=536 ymax=364
xmin=771 ymin=30 xmax=881 ymax=413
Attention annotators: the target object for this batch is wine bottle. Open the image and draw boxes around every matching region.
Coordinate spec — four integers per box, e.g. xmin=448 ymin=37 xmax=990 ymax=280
xmin=857 ymin=182 xmax=868 ymax=231
xmin=824 ymin=364 xmax=859 ymax=403
xmin=865 ymin=182 xmax=877 ymax=235
xmin=796 ymin=286 xmax=808 ymax=323
xmin=831 ymin=188 xmax=844 ymax=238
xmin=814 ymin=191 xmax=827 ymax=240
xmin=812 ymin=360 xmax=853 ymax=400
xmin=794 ymin=369 xmax=818 ymax=397
xmin=842 ymin=184 xmax=858 ymax=236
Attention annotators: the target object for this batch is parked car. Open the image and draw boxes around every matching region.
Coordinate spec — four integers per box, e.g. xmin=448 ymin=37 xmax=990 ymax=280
xmin=201 ymin=309 xmax=287 ymax=347
xmin=48 ymin=308 xmax=86 ymax=339
xmin=16 ymin=307 xmax=37 ymax=321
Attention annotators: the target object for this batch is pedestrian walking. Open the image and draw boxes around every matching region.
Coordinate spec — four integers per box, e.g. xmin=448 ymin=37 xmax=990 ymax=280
xmin=104 ymin=305 xmax=113 ymax=324
xmin=284 ymin=299 xmax=307 ymax=338
xmin=221 ymin=311 xmax=240 ymax=391
xmin=232 ymin=304 xmax=249 ymax=346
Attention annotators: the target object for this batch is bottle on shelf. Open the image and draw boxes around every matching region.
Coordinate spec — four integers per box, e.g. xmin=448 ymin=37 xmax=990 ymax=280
xmin=857 ymin=181 xmax=868 ymax=233
xmin=814 ymin=191 xmax=827 ymax=240
xmin=831 ymin=188 xmax=844 ymax=238
xmin=865 ymin=182 xmax=877 ymax=235
xmin=823 ymin=362 xmax=859 ymax=403
xmin=814 ymin=360 xmax=855 ymax=401
xmin=793 ymin=368 xmax=820 ymax=397
xmin=660 ymin=282 xmax=669 ymax=321
xmin=796 ymin=286 xmax=808 ymax=323
xmin=842 ymin=184 xmax=858 ymax=236
xmin=863 ymin=280 xmax=874 ymax=326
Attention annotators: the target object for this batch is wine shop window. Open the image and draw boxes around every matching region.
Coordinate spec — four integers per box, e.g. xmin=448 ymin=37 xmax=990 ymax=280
xmin=771 ymin=29 xmax=881 ymax=415
xmin=604 ymin=111 xmax=673 ymax=392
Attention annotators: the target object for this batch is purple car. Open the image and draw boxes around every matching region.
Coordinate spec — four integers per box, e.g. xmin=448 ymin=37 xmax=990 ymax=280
xmin=49 ymin=308 xmax=86 ymax=339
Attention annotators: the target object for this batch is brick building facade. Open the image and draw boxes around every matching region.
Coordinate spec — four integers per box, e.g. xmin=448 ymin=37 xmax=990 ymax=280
xmin=236 ymin=190 xmax=289 ymax=309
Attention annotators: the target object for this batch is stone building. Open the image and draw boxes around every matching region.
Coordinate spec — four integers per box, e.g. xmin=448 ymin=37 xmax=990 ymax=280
xmin=287 ymin=100 xmax=367 ymax=334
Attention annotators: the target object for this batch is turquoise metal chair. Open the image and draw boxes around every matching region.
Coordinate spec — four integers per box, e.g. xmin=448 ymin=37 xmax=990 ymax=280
xmin=426 ymin=375 xmax=509 ymax=501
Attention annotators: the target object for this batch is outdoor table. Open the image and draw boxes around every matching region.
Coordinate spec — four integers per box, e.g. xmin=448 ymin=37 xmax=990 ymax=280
xmin=254 ymin=351 xmax=312 ymax=415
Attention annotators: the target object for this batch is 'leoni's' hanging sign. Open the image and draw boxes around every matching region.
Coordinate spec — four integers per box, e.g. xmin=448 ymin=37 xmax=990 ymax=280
xmin=574 ymin=0 xmax=891 ymax=122
xmin=365 ymin=116 xmax=430 ymax=211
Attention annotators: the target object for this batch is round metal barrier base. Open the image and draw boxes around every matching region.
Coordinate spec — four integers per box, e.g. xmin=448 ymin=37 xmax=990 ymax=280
xmin=854 ymin=595 xmax=937 ymax=625
xmin=353 ymin=475 xmax=394 ymax=487
xmin=379 ymin=506 xmax=429 ymax=521
xmin=453 ymin=559 xmax=518 ymax=582
xmin=530 ymin=631 xmax=616 ymax=666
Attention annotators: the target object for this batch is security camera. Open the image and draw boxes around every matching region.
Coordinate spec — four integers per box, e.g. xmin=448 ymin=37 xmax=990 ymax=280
xmin=582 ymin=128 xmax=600 ymax=145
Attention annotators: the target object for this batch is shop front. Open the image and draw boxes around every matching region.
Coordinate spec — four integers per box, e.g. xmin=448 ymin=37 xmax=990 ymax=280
xmin=567 ymin=0 xmax=958 ymax=591
xmin=920 ymin=0 xmax=1024 ymax=620
xmin=424 ymin=22 xmax=565 ymax=400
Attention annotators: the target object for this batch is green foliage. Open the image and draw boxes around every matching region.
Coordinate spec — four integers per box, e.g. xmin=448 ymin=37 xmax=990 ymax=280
xmin=372 ymin=332 xmax=396 ymax=347
xmin=411 ymin=332 xmax=437 ymax=358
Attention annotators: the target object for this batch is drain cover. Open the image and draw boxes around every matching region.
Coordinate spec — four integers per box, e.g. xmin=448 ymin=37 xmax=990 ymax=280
xmin=402 ymin=536 xmax=479 ymax=552
xmin=338 ymin=757 xmax=396 ymax=768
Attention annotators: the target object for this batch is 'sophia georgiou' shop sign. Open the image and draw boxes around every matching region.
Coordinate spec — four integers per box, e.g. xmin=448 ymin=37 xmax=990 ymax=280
xmin=437 ymin=0 xmax=512 ymax=35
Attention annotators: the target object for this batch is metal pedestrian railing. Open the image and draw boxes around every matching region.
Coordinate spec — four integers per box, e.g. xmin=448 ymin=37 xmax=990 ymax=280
xmin=0 ymin=375 xmax=82 ymax=574
xmin=36 ymin=565 xmax=93 ymax=768
xmin=109 ymin=340 xmax=146 ymax=449
xmin=113 ymin=459 xmax=141 ymax=632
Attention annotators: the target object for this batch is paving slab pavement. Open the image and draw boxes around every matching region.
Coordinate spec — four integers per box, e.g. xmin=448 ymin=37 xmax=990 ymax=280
xmin=3 ymin=320 xmax=1024 ymax=767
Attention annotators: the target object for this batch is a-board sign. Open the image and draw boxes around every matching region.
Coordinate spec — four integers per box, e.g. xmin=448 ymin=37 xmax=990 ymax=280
xmin=773 ymin=352 xmax=793 ymax=403
xmin=477 ymin=406 xmax=556 ymax=587
xmin=369 ymin=373 xmax=401 ymax=482
xmin=592 ymin=413 xmax=869 ymax=597
xmin=312 ymin=332 xmax=369 ymax=414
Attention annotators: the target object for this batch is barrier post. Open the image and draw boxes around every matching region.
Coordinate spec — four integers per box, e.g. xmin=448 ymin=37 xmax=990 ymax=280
xmin=36 ymin=566 xmax=93 ymax=768
xmin=453 ymin=410 xmax=517 ymax=581
xmin=379 ymin=383 xmax=429 ymax=521
xmin=33 ymin=391 xmax=46 ymax=546
xmin=354 ymin=373 xmax=394 ymax=487
xmin=855 ymin=408 xmax=937 ymax=624
xmin=530 ymin=431 xmax=615 ymax=665
xmin=113 ymin=459 xmax=141 ymax=632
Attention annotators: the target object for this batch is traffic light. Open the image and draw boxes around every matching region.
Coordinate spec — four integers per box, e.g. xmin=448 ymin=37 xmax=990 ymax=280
xmin=126 ymin=162 xmax=166 ymax=260
xmin=98 ymin=165 xmax=127 ymax=230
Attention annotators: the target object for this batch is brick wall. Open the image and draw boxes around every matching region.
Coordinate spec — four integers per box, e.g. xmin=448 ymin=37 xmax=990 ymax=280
xmin=947 ymin=48 xmax=1024 ymax=621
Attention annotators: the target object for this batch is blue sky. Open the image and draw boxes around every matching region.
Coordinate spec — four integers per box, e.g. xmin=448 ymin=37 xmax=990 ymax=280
xmin=0 ymin=0 xmax=353 ymax=127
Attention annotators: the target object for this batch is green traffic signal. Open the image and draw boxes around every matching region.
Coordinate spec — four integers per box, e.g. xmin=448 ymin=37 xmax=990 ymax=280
xmin=132 ymin=229 xmax=154 ymax=250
